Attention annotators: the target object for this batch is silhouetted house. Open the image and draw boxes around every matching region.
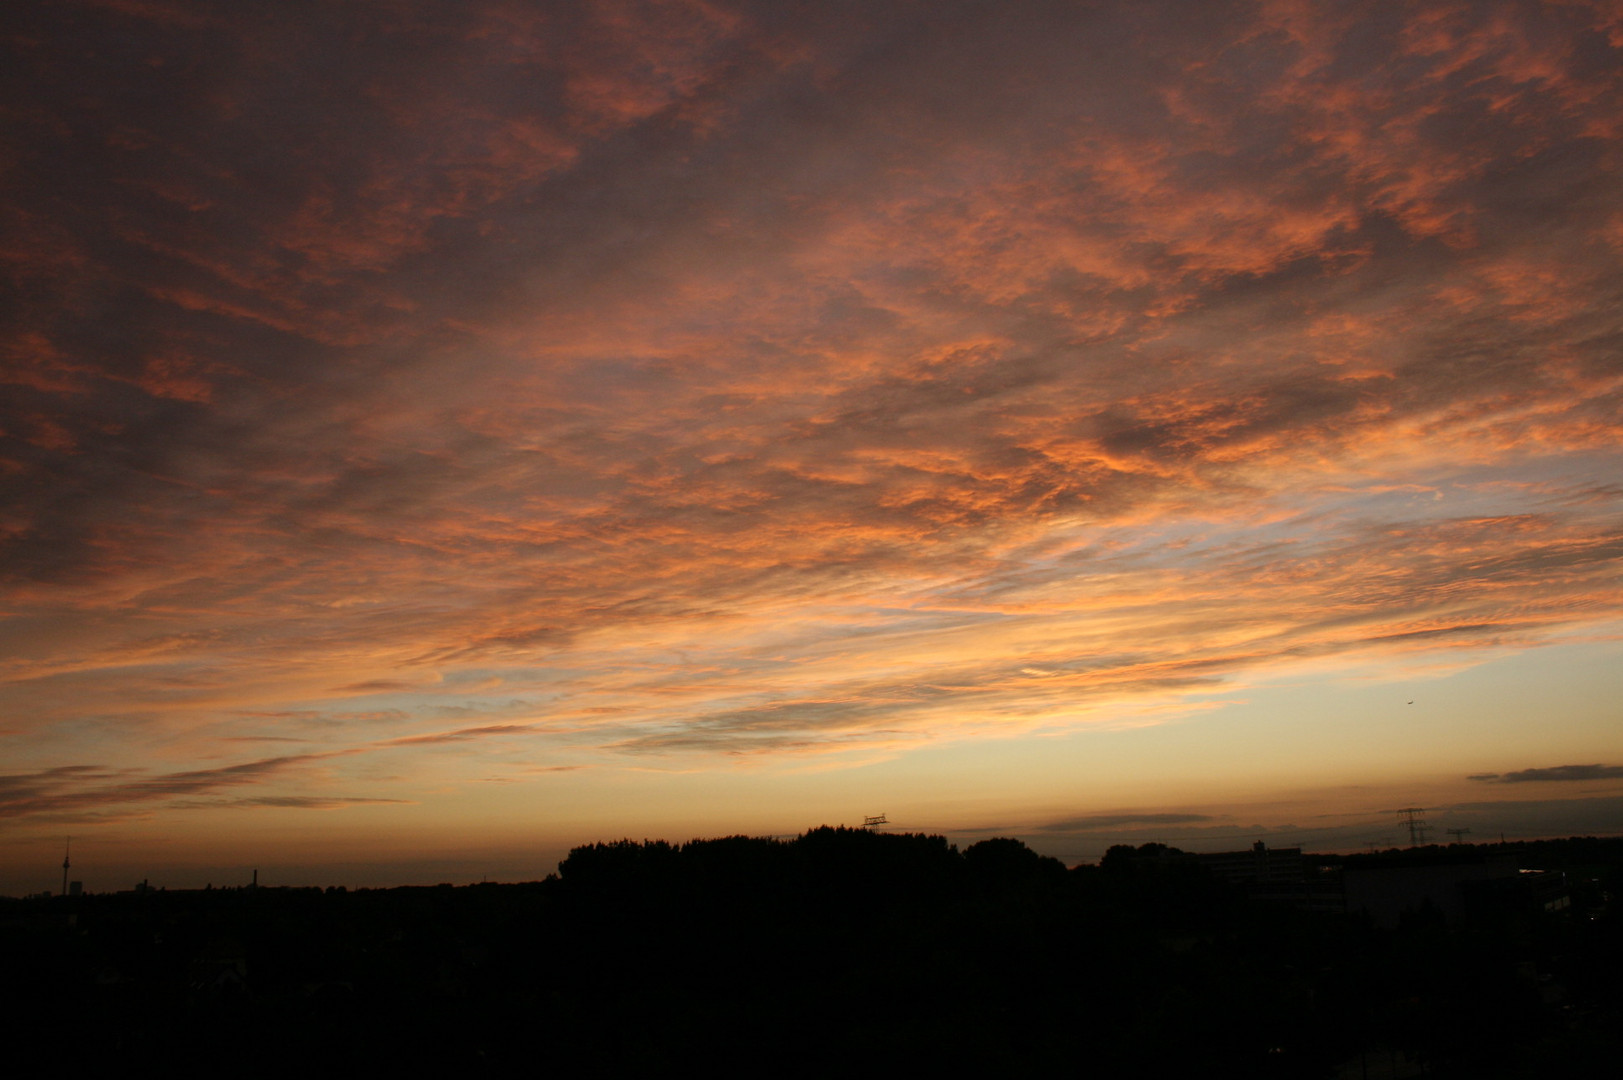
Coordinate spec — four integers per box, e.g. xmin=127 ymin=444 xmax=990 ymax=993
xmin=1197 ymin=841 xmax=1343 ymax=913
xmin=1342 ymin=855 xmax=1519 ymax=927
xmin=1198 ymin=840 xmax=1303 ymax=885
xmin=189 ymin=936 xmax=249 ymax=997
xmin=1460 ymin=868 xmax=1570 ymax=918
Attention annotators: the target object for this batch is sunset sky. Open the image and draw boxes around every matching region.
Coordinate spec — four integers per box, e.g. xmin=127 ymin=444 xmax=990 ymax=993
xmin=4 ymin=0 xmax=1622 ymax=893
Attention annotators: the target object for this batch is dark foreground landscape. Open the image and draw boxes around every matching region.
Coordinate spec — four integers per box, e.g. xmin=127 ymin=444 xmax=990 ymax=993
xmin=5 ymin=830 xmax=1621 ymax=1075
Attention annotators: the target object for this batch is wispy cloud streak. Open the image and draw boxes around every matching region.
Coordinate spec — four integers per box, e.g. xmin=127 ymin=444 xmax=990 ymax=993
xmin=1471 ymin=765 xmax=1623 ymax=784
xmin=0 ymin=754 xmax=354 ymax=821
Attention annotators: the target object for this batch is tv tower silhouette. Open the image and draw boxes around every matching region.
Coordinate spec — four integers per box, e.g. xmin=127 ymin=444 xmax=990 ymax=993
xmin=61 ymin=837 xmax=70 ymax=897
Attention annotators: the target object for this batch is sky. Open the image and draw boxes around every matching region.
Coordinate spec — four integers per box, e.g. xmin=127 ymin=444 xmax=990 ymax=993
xmin=4 ymin=0 xmax=1622 ymax=893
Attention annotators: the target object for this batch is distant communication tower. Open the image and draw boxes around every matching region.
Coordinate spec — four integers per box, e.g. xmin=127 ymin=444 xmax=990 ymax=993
xmin=61 ymin=837 xmax=70 ymax=897
xmin=862 ymin=814 xmax=888 ymax=831
xmin=1395 ymin=807 xmax=1429 ymax=846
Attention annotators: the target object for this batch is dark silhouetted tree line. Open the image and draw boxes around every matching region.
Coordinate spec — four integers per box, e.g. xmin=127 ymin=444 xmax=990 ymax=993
xmin=3 ymin=830 xmax=1620 ymax=1075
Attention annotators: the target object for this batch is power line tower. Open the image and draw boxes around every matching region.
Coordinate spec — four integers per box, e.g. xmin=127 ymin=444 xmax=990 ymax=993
xmin=1395 ymin=807 xmax=1429 ymax=846
xmin=1445 ymin=828 xmax=1471 ymax=844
